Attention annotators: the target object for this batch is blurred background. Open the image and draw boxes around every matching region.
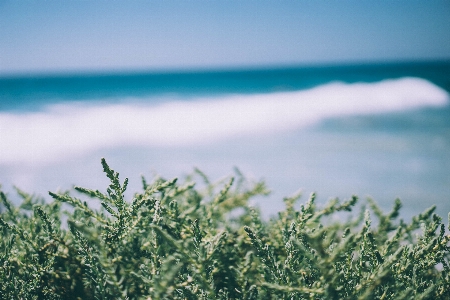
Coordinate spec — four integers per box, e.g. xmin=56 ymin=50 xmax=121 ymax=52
xmin=1 ymin=0 xmax=450 ymax=219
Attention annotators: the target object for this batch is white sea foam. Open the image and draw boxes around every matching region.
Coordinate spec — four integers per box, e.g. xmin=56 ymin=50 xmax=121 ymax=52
xmin=0 ymin=77 xmax=448 ymax=165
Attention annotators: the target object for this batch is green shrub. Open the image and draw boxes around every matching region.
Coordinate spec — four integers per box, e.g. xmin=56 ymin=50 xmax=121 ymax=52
xmin=1 ymin=158 xmax=449 ymax=299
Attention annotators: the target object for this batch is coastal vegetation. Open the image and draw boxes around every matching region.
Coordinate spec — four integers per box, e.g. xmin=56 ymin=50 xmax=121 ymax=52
xmin=1 ymin=158 xmax=449 ymax=299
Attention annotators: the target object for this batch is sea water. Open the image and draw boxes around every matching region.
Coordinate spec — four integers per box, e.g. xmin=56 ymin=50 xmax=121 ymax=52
xmin=1 ymin=61 xmax=449 ymax=220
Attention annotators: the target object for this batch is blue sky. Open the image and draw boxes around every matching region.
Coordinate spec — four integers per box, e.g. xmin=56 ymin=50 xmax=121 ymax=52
xmin=1 ymin=0 xmax=449 ymax=74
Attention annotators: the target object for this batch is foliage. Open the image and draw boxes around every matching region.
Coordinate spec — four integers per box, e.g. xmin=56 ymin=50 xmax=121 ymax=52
xmin=1 ymin=158 xmax=449 ymax=299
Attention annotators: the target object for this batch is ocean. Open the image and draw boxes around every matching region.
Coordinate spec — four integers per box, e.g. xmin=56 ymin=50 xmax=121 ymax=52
xmin=1 ymin=61 xmax=449 ymax=220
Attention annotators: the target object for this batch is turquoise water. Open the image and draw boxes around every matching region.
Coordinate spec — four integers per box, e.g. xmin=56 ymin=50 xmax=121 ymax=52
xmin=1 ymin=61 xmax=449 ymax=219
xmin=2 ymin=61 xmax=449 ymax=110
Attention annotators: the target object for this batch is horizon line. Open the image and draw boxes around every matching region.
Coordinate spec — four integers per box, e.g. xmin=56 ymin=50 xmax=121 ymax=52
xmin=1 ymin=58 xmax=450 ymax=79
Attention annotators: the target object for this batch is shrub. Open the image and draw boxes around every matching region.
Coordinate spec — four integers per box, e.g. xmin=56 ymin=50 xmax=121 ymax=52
xmin=1 ymin=158 xmax=449 ymax=299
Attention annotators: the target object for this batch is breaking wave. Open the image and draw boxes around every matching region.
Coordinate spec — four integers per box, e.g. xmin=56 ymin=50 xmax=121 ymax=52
xmin=0 ymin=77 xmax=448 ymax=164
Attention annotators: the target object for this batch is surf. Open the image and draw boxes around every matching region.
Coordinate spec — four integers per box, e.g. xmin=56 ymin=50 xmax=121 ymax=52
xmin=0 ymin=77 xmax=448 ymax=165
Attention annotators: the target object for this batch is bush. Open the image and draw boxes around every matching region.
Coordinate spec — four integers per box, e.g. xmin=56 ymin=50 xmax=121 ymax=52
xmin=1 ymin=158 xmax=449 ymax=299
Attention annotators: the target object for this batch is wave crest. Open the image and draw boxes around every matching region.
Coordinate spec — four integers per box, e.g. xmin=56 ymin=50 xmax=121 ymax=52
xmin=0 ymin=77 xmax=448 ymax=165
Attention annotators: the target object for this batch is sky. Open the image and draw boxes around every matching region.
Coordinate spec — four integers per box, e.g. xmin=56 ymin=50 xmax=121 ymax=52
xmin=0 ymin=0 xmax=450 ymax=75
